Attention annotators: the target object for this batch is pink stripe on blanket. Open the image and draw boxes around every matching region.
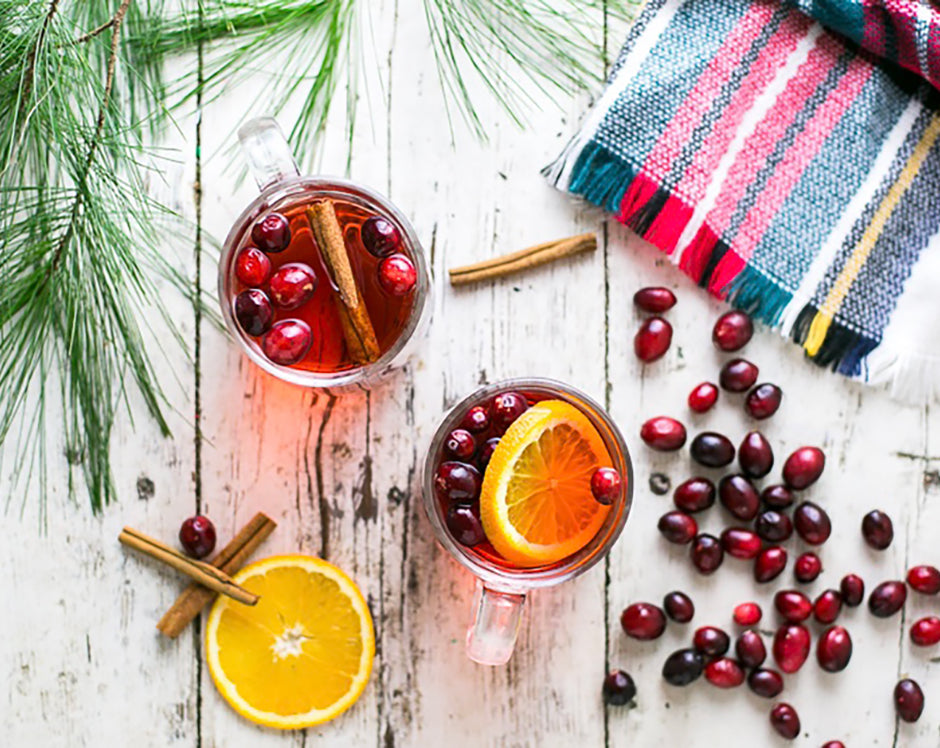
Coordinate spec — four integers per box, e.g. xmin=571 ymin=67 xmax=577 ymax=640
xmin=886 ymin=0 xmax=922 ymax=73
xmin=862 ymin=0 xmax=888 ymax=58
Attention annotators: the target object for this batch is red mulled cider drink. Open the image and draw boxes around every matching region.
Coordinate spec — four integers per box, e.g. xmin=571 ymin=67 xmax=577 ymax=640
xmin=220 ymin=118 xmax=430 ymax=387
xmin=422 ymin=378 xmax=632 ymax=665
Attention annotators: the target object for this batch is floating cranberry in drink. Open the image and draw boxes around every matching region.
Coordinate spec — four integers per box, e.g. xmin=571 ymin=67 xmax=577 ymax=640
xmin=591 ymin=467 xmax=622 ymax=506
xmin=234 ymin=289 xmax=274 ymax=337
xmin=361 ymin=215 xmax=401 ymax=257
xmin=234 ymin=246 xmax=272 ymax=286
xmin=262 ymin=319 xmax=313 ymax=366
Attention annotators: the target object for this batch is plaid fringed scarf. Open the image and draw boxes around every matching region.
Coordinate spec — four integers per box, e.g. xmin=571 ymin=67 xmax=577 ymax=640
xmin=547 ymin=0 xmax=940 ymax=400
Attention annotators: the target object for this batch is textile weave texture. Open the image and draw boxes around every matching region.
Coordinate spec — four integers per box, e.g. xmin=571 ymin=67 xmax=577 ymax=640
xmin=547 ymin=0 xmax=940 ymax=399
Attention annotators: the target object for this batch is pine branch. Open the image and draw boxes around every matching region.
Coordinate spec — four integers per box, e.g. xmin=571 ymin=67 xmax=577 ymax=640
xmin=69 ymin=19 xmax=116 ymax=46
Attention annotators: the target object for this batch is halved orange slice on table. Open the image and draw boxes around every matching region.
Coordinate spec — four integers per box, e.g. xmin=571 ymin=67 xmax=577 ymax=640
xmin=480 ymin=399 xmax=614 ymax=567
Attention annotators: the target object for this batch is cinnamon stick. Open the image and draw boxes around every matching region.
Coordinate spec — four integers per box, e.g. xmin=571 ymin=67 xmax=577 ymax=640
xmin=448 ymin=232 xmax=597 ymax=286
xmin=156 ymin=512 xmax=276 ymax=638
xmin=306 ymin=201 xmax=381 ymax=364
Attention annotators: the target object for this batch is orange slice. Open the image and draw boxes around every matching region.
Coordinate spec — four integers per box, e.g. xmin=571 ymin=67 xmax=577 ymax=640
xmin=480 ymin=399 xmax=613 ymax=567
xmin=205 ymin=555 xmax=374 ymax=730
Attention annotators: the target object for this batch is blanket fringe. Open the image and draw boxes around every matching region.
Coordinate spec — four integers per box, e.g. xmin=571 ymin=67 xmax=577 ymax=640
xmin=724 ymin=264 xmax=794 ymax=326
xmin=563 ymin=141 xmax=638 ymax=214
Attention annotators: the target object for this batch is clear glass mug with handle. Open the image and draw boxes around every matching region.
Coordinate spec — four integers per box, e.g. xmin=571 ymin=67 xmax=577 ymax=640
xmin=422 ymin=378 xmax=633 ymax=665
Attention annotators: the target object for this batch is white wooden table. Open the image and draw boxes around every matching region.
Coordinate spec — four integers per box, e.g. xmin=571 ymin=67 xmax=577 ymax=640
xmin=3 ymin=5 xmax=939 ymax=746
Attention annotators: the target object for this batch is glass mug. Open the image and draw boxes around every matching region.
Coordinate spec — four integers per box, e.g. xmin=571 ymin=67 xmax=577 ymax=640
xmin=422 ymin=378 xmax=633 ymax=665
xmin=218 ymin=117 xmax=431 ymax=388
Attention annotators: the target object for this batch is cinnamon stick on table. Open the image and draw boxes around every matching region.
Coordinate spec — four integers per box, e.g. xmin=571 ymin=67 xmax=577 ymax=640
xmin=448 ymin=232 xmax=597 ymax=286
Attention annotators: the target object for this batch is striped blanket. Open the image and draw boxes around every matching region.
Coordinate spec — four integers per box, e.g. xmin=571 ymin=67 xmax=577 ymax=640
xmin=547 ymin=0 xmax=940 ymax=400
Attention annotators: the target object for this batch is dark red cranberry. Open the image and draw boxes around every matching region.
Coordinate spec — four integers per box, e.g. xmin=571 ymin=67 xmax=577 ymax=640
xmin=738 ymin=431 xmax=774 ymax=479
xmin=591 ymin=467 xmax=622 ymax=506
xmin=269 ymin=262 xmax=317 ymax=309
xmin=769 ymin=703 xmax=801 ymax=740
xmin=261 ymin=319 xmax=313 ymax=365
xmin=633 ymin=286 xmax=676 ymax=313
xmin=861 ymin=509 xmax=893 ymax=550
xmin=477 ymin=437 xmax=500 ymax=471
xmin=446 ymin=503 xmax=484 ymax=546
xmin=621 ymin=602 xmax=667 ymax=640
xmin=602 ymin=669 xmax=636 ymax=706
xmin=251 ymin=212 xmax=291 ymax=252
xmin=491 ymin=391 xmax=528 ymax=433
xmin=663 ymin=591 xmax=695 ymax=623
xmin=445 ymin=429 xmax=476 ymax=460
xmin=690 ymin=432 xmax=735 ymax=467
xmin=378 ymin=253 xmax=417 ymax=296
xmin=794 ymin=502 xmax=831 ymax=545
xmin=840 ymin=575 xmax=865 ymax=607
xmin=719 ymin=358 xmax=759 ymax=392
xmin=733 ymin=602 xmax=762 ymax=626
xmin=234 ymin=246 xmax=272 ymax=286
xmin=894 ymin=679 xmax=925 ymax=723
xmin=773 ymin=624 xmax=810 ymax=673
xmin=718 ymin=475 xmax=759 ymax=521
xmin=813 ymin=589 xmax=842 ymax=624
xmin=634 ymin=317 xmax=673 ymax=362
xmin=361 ymin=215 xmax=402 ymax=257
xmin=673 ymin=477 xmax=715 ymax=513
xmin=713 ymin=310 xmax=753 ymax=351
xmin=640 ymin=416 xmax=687 ymax=451
xmin=761 ymin=484 xmax=795 ymax=509
xmin=433 ymin=461 xmax=482 ymax=504
xmin=754 ymin=546 xmax=788 ymax=583
xmin=690 ymin=533 xmax=724 ymax=575
xmin=816 ymin=626 xmax=851 ymax=672
xmin=735 ymin=630 xmax=767 ymax=668
xmin=745 ymin=383 xmax=782 ymax=419
xmin=910 ymin=616 xmax=940 ymax=646
xmin=774 ymin=590 xmax=812 ymax=623
xmin=693 ymin=626 xmax=730 ymax=657
xmin=748 ymin=668 xmax=783 ymax=698
xmin=179 ymin=515 xmax=217 ymax=558
xmin=794 ymin=552 xmax=822 ymax=583
xmin=756 ymin=510 xmax=793 ymax=542
xmin=720 ymin=527 xmax=762 ymax=560
xmin=782 ymin=446 xmax=825 ymax=489
xmin=234 ymin=289 xmax=274 ymax=337
xmin=868 ymin=581 xmax=907 ymax=617
xmin=705 ymin=657 xmax=745 ymax=688
xmin=461 ymin=405 xmax=490 ymax=433
xmin=662 ymin=648 xmax=705 ymax=686
xmin=907 ymin=564 xmax=940 ymax=594
xmin=688 ymin=382 xmax=719 ymax=413
xmin=657 ymin=511 xmax=698 ymax=545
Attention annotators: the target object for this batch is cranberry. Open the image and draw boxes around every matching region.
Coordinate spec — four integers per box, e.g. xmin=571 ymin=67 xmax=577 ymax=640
xmin=761 ymin=484 xmax=795 ymax=509
xmin=591 ymin=467 xmax=622 ymax=506
xmin=713 ymin=310 xmax=753 ymax=351
xmin=794 ymin=552 xmax=822 ymax=583
xmin=773 ymin=624 xmax=810 ymax=673
xmin=640 ymin=416 xmax=687 ymax=451
xmin=738 ymin=431 xmax=773 ymax=479
xmin=733 ymin=602 xmax=762 ymax=626
xmin=720 ymin=527 xmax=762 ymax=560
xmin=361 ymin=215 xmax=402 ymax=257
xmin=461 ymin=405 xmax=490 ymax=433
xmin=445 ymin=429 xmax=476 ymax=460
xmin=735 ymin=630 xmax=767 ymax=668
xmin=234 ymin=246 xmax=272 ymax=286
xmin=748 ymin=668 xmax=784 ymax=698
xmin=769 ymin=703 xmax=801 ymax=740
xmin=269 ymin=262 xmax=317 ymax=309
xmin=621 ymin=602 xmax=667 ymax=640
xmin=822 ymin=743 xmax=846 ymax=748
xmin=894 ymin=679 xmax=925 ymax=723
xmin=719 ymin=358 xmax=759 ymax=392
xmin=477 ymin=437 xmax=500 ymax=471
xmin=634 ymin=317 xmax=673 ymax=362
xmin=602 ymin=669 xmax=636 ymax=706
xmin=813 ymin=589 xmax=842 ymax=624
xmin=491 ymin=391 xmax=528 ymax=433
xmin=816 ymin=626 xmax=851 ymax=672
xmin=663 ymin=591 xmax=695 ymax=623
xmin=782 ymin=446 xmax=825 ymax=489
xmin=840 ymin=574 xmax=865 ymax=607
xmin=754 ymin=546 xmax=787 ymax=583
xmin=378 ymin=253 xmax=417 ymax=296
xmin=673 ymin=477 xmax=715 ymax=513
xmin=868 ymin=580 xmax=906 ymax=617
xmin=633 ymin=286 xmax=676 ymax=313
xmin=907 ymin=564 xmax=940 ymax=594
xmin=261 ymin=319 xmax=313 ymax=365
xmin=688 ymin=382 xmax=719 ymax=413
xmin=718 ymin=475 xmax=759 ymax=521
xmin=251 ymin=212 xmax=291 ymax=252
xmin=690 ymin=432 xmax=735 ymax=467
xmin=445 ymin=504 xmax=484 ymax=546
xmin=693 ymin=626 xmax=730 ymax=657
xmin=234 ymin=289 xmax=274 ymax=336
xmin=705 ymin=657 xmax=745 ymax=688
xmin=662 ymin=648 xmax=705 ymax=686
xmin=433 ymin=461 xmax=482 ymax=504
xmin=756 ymin=510 xmax=793 ymax=542
xmin=658 ymin=511 xmax=698 ymax=545
xmin=745 ymin=383 xmax=782 ymax=419
xmin=774 ymin=590 xmax=812 ymax=623
xmin=861 ymin=509 xmax=893 ymax=550
xmin=179 ymin=515 xmax=217 ymax=558
xmin=690 ymin=533 xmax=724 ymax=574
xmin=793 ymin=502 xmax=831 ymax=545
xmin=909 ymin=616 xmax=940 ymax=646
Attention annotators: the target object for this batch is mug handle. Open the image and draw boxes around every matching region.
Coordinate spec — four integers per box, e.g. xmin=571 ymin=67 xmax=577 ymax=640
xmin=237 ymin=117 xmax=300 ymax=191
xmin=466 ymin=580 xmax=526 ymax=666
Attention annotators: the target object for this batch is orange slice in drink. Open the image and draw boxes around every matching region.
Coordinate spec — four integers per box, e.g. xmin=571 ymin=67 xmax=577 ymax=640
xmin=480 ymin=399 xmax=613 ymax=567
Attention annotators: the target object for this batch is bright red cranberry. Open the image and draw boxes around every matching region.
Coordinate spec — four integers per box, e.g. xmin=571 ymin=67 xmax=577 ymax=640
xmin=861 ymin=509 xmax=893 ymax=550
xmin=361 ymin=215 xmax=402 ymax=257
xmin=690 ymin=432 xmax=735 ymax=467
xmin=755 ymin=546 xmax=788 ymax=583
xmin=634 ymin=317 xmax=673 ymax=362
xmin=909 ymin=616 xmax=940 ymax=646
xmin=761 ymin=484 xmax=795 ymax=509
xmin=782 ymin=446 xmax=825 ymax=489
xmin=769 ymin=703 xmax=801 ymax=740
xmin=662 ymin=648 xmax=705 ymax=686
xmin=673 ymin=477 xmax=715 ymax=512
xmin=477 ymin=437 xmax=500 ymax=471
xmin=591 ymin=467 xmax=622 ymax=506
xmin=748 ymin=668 xmax=783 ymax=698
xmin=869 ymin=581 xmax=907 ymax=617
xmin=234 ymin=289 xmax=274 ymax=337
xmin=713 ymin=310 xmax=753 ymax=351
xmin=773 ymin=624 xmax=810 ymax=673
xmin=602 ymin=669 xmax=637 ymax=706
xmin=721 ymin=527 xmax=762 ymax=560
xmin=794 ymin=552 xmax=822 ymax=583
xmin=693 ymin=626 xmax=730 ymax=657
xmin=719 ymin=358 xmax=759 ymax=392
xmin=735 ymin=630 xmax=767 ymax=668
xmin=745 ymin=383 xmax=782 ymax=419
xmin=907 ymin=564 xmax=940 ymax=594
xmin=633 ymin=286 xmax=677 ymax=313
xmin=658 ymin=511 xmax=698 ymax=545
xmin=378 ymin=253 xmax=417 ymax=296
xmin=491 ymin=391 xmax=528 ymax=433
xmin=774 ymin=590 xmax=812 ymax=623
xmin=445 ymin=429 xmax=476 ymax=460
xmin=663 ymin=591 xmax=695 ymax=623
xmin=179 ymin=515 xmax=216 ymax=558
xmin=738 ymin=431 xmax=774 ymax=479
xmin=433 ymin=461 xmax=482 ymax=504
xmin=718 ymin=475 xmax=759 ymax=521
xmin=688 ymin=382 xmax=719 ymax=413
xmin=840 ymin=574 xmax=865 ymax=607
xmin=816 ymin=626 xmax=852 ymax=672
xmin=794 ymin=502 xmax=831 ymax=545
xmin=461 ymin=405 xmax=490 ymax=433
xmin=234 ymin=246 xmax=272 ymax=287
xmin=756 ymin=510 xmax=793 ymax=542
xmin=705 ymin=657 xmax=745 ymax=688
xmin=251 ymin=212 xmax=291 ymax=252
xmin=640 ymin=416 xmax=687 ymax=451
xmin=813 ymin=589 xmax=842 ymax=624
xmin=822 ymin=742 xmax=846 ymax=748
xmin=894 ymin=679 xmax=925 ymax=723
xmin=269 ymin=262 xmax=317 ymax=309
xmin=621 ymin=602 xmax=667 ymax=640
xmin=691 ymin=533 xmax=724 ymax=574
xmin=261 ymin=319 xmax=313 ymax=365
xmin=445 ymin=503 xmax=484 ymax=546
xmin=733 ymin=602 xmax=762 ymax=626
